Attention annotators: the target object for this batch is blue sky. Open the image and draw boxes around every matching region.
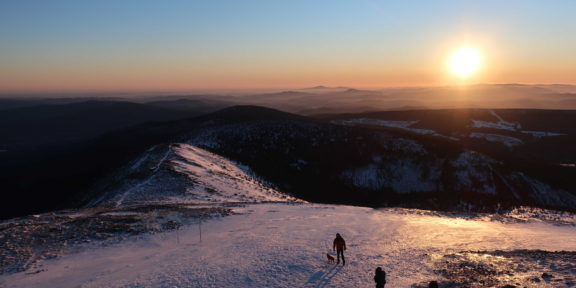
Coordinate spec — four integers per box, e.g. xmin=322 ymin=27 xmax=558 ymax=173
xmin=1 ymin=0 xmax=575 ymax=91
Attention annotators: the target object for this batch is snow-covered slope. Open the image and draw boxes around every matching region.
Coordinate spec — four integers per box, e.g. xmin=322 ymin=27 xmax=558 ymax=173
xmin=339 ymin=149 xmax=576 ymax=208
xmin=469 ymin=132 xmax=524 ymax=147
xmin=2 ymin=203 xmax=575 ymax=288
xmin=91 ymin=143 xmax=300 ymax=207
xmin=333 ymin=118 xmax=456 ymax=139
xmin=70 ymin=106 xmax=576 ymax=213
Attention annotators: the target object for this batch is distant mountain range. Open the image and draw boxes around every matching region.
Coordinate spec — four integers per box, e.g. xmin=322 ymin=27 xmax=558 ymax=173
xmin=2 ymin=85 xmax=576 ymax=219
xmin=4 ymin=83 xmax=576 ymax=115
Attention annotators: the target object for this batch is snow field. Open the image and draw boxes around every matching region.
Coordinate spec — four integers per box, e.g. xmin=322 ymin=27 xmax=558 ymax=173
xmin=2 ymin=203 xmax=575 ymax=288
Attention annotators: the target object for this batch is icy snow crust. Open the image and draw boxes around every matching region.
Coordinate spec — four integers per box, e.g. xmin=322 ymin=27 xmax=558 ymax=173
xmin=1 ymin=204 xmax=575 ymax=288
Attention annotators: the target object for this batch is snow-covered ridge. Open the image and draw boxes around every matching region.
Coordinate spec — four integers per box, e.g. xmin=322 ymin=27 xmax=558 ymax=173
xmin=469 ymin=110 xmax=566 ymax=139
xmin=331 ymin=110 xmax=568 ymax=151
xmin=93 ymin=144 xmax=301 ymax=207
xmin=332 ymin=118 xmax=456 ymax=140
xmin=469 ymin=132 xmax=524 ymax=147
xmin=470 ymin=119 xmax=519 ymax=131
xmin=470 ymin=110 xmax=521 ymax=131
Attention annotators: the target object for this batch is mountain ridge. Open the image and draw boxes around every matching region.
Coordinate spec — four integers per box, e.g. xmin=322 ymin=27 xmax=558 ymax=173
xmin=2 ymin=105 xmax=576 ymax=220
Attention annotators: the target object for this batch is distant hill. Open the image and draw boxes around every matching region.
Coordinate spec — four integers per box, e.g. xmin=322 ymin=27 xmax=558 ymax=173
xmin=0 ymin=99 xmax=223 ymax=219
xmin=145 ymin=98 xmax=228 ymax=113
xmin=173 ymin=84 xmax=576 ymax=115
xmin=2 ymin=104 xmax=576 ymax=220
xmin=0 ymin=100 xmax=216 ymax=151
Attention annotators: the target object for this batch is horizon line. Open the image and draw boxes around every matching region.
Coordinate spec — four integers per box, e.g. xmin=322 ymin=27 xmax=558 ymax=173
xmin=1 ymin=82 xmax=576 ymax=96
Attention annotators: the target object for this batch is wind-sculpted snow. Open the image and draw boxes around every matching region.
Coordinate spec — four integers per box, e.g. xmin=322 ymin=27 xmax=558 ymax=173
xmin=91 ymin=144 xmax=300 ymax=207
xmin=2 ymin=204 xmax=575 ymax=287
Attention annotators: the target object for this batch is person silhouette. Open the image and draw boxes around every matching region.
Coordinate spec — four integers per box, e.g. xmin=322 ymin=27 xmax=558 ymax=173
xmin=332 ymin=233 xmax=346 ymax=266
xmin=374 ymin=267 xmax=386 ymax=288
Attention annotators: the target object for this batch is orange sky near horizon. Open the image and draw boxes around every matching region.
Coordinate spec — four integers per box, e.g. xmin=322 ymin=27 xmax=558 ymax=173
xmin=1 ymin=1 xmax=575 ymax=93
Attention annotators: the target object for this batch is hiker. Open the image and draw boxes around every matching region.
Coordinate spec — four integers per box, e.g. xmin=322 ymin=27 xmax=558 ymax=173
xmin=374 ymin=267 xmax=386 ymax=288
xmin=332 ymin=233 xmax=346 ymax=265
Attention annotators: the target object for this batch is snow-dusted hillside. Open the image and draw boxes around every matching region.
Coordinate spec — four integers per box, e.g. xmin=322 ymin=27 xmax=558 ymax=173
xmin=320 ymin=108 xmax=576 ymax=210
xmin=333 ymin=118 xmax=456 ymax=140
xmin=333 ymin=109 xmax=569 ymax=147
xmin=340 ymin=149 xmax=576 ymax=208
xmin=90 ymin=143 xmax=300 ymax=207
xmin=2 ymin=203 xmax=575 ymax=288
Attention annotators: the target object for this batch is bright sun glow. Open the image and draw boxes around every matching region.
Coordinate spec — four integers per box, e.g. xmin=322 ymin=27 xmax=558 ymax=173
xmin=450 ymin=48 xmax=481 ymax=77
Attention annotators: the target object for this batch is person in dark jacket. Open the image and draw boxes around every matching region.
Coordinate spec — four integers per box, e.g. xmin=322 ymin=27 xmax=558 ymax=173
xmin=374 ymin=267 xmax=386 ymax=288
xmin=332 ymin=233 xmax=346 ymax=265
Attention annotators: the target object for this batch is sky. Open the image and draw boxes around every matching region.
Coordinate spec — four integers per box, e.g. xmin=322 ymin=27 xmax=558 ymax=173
xmin=0 ymin=0 xmax=575 ymax=92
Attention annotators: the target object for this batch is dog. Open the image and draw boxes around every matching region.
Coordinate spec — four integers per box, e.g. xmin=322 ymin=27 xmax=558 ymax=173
xmin=326 ymin=253 xmax=335 ymax=264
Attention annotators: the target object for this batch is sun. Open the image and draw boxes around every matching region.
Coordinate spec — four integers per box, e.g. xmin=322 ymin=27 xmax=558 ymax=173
xmin=449 ymin=47 xmax=481 ymax=77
